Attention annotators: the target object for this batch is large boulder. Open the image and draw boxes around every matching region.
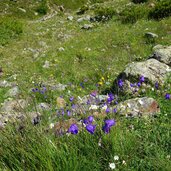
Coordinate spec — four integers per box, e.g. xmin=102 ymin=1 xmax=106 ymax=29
xmin=151 ymin=45 xmax=171 ymax=66
xmin=120 ymin=58 xmax=170 ymax=85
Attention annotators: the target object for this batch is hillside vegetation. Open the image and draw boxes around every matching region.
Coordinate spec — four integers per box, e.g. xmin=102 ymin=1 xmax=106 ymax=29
xmin=0 ymin=0 xmax=171 ymax=170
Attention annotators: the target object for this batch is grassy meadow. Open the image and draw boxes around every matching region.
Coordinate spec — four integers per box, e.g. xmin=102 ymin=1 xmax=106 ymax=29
xmin=0 ymin=0 xmax=171 ymax=170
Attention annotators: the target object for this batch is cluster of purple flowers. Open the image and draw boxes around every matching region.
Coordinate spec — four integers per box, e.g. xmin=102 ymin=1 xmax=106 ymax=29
xmin=68 ymin=116 xmax=116 ymax=135
xmin=32 ymin=84 xmax=47 ymax=94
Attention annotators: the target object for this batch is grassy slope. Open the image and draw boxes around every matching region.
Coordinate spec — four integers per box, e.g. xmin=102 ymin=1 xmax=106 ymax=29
xmin=0 ymin=0 xmax=171 ymax=170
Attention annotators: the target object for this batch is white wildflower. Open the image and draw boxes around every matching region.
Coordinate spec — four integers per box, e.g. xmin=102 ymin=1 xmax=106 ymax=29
xmin=49 ymin=123 xmax=54 ymax=129
xmin=114 ymin=155 xmax=119 ymax=161
xmin=122 ymin=160 xmax=126 ymax=165
xmin=89 ymin=105 xmax=98 ymax=110
xmin=109 ymin=163 xmax=116 ymax=170
xmin=101 ymin=105 xmax=107 ymax=110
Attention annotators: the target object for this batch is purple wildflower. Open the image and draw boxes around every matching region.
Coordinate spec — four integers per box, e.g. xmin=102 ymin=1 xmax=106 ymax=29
xmin=106 ymin=108 xmax=110 ymax=113
xmin=137 ymin=82 xmax=141 ymax=87
xmin=107 ymin=93 xmax=114 ymax=103
xmin=68 ymin=124 xmax=78 ymax=134
xmin=102 ymin=119 xmax=116 ymax=134
xmin=80 ymin=82 xmax=84 ymax=88
xmin=83 ymin=119 xmax=89 ymax=125
xmin=155 ymin=82 xmax=159 ymax=89
xmin=86 ymin=124 xmax=96 ymax=134
xmin=67 ymin=110 xmax=71 ymax=116
xmin=140 ymin=75 xmax=145 ymax=83
xmin=88 ymin=116 xmax=94 ymax=123
xmin=165 ymin=93 xmax=171 ymax=100
xmin=69 ymin=96 xmax=74 ymax=102
xmin=91 ymin=91 xmax=97 ymax=97
xmin=113 ymin=108 xmax=117 ymax=113
xmin=118 ymin=79 xmax=123 ymax=88
xmin=102 ymin=124 xmax=111 ymax=134
xmin=130 ymin=83 xmax=134 ymax=87
xmin=105 ymin=119 xmax=115 ymax=127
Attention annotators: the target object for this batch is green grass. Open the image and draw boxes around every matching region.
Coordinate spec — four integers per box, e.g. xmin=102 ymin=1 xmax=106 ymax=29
xmin=0 ymin=0 xmax=171 ymax=170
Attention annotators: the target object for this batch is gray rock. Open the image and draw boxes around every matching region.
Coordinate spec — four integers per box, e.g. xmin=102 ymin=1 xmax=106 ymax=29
xmin=81 ymin=24 xmax=93 ymax=30
xmin=50 ymin=83 xmax=67 ymax=91
xmin=115 ymin=97 xmax=160 ymax=117
xmin=122 ymin=59 xmax=170 ymax=85
xmin=5 ymin=86 xmax=20 ymax=97
xmin=1 ymin=99 xmax=27 ymax=113
xmin=152 ymin=45 xmax=171 ymax=66
xmin=67 ymin=16 xmax=73 ymax=21
xmin=0 ymin=80 xmax=15 ymax=88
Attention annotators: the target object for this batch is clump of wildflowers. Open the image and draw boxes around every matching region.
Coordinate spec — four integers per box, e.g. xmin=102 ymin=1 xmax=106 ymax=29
xmin=103 ymin=119 xmax=116 ymax=134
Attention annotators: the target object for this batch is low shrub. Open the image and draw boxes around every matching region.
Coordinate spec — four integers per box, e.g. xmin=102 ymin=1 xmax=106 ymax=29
xmin=119 ymin=4 xmax=149 ymax=24
xmin=94 ymin=6 xmax=116 ymax=22
xmin=0 ymin=17 xmax=23 ymax=45
xmin=149 ymin=0 xmax=171 ymax=20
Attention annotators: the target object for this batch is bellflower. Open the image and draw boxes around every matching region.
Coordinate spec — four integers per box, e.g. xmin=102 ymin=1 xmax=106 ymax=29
xmin=137 ymin=82 xmax=141 ymax=87
xmin=69 ymin=96 xmax=74 ymax=102
xmin=88 ymin=115 xmax=94 ymax=123
xmin=140 ymin=75 xmax=145 ymax=83
xmin=68 ymin=124 xmax=78 ymax=134
xmin=155 ymin=82 xmax=159 ymax=89
xmin=165 ymin=93 xmax=171 ymax=100
xmin=105 ymin=119 xmax=115 ymax=127
xmin=118 ymin=79 xmax=123 ymax=88
xmin=86 ymin=124 xmax=96 ymax=134
xmin=106 ymin=108 xmax=110 ymax=113
xmin=102 ymin=119 xmax=116 ymax=134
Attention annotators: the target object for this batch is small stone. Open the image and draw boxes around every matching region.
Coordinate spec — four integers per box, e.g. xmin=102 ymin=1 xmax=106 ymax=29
xmin=5 ymin=86 xmax=20 ymax=97
xmin=81 ymin=24 xmax=93 ymax=30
